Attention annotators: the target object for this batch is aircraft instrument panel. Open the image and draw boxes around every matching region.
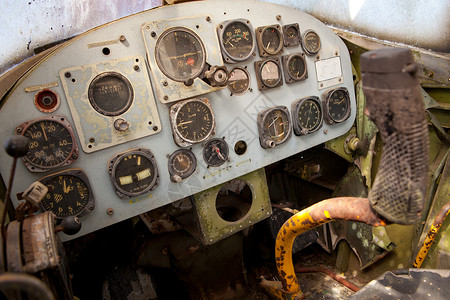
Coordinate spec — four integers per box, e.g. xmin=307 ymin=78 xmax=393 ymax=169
xmin=0 ymin=0 xmax=356 ymax=241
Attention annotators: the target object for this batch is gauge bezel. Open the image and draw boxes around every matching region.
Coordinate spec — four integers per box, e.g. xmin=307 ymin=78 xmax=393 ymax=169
xmin=155 ymin=27 xmax=206 ymax=83
xmin=257 ymin=106 xmax=292 ymax=149
xmin=291 ymin=96 xmax=323 ymax=136
xmin=322 ymin=87 xmax=351 ymax=124
xmin=15 ymin=115 xmax=78 ymax=173
xmin=39 ymin=168 xmax=95 ymax=219
xmin=227 ymin=67 xmax=251 ymax=95
xmin=169 ymin=98 xmax=216 ymax=147
xmin=108 ymin=148 xmax=159 ymax=199
xmin=34 ymin=89 xmax=60 ymax=113
xmin=255 ymin=25 xmax=284 ymax=57
xmin=254 ymin=58 xmax=283 ymax=91
xmin=88 ymin=72 xmax=134 ymax=117
xmin=302 ymin=29 xmax=321 ymax=55
xmin=168 ymin=149 xmax=197 ymax=182
xmin=203 ymin=138 xmax=230 ymax=167
xmin=217 ymin=19 xmax=256 ymax=63
xmin=282 ymin=53 xmax=308 ymax=84
xmin=282 ymin=23 xmax=301 ymax=47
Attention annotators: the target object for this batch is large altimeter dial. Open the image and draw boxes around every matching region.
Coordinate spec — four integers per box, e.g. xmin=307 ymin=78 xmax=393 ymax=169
xmin=257 ymin=106 xmax=292 ymax=149
xmin=108 ymin=148 xmax=159 ymax=199
xmin=291 ymin=96 xmax=323 ymax=136
xmin=15 ymin=116 xmax=78 ymax=172
xmin=218 ymin=19 xmax=256 ymax=63
xmin=39 ymin=169 xmax=95 ymax=219
xmin=170 ymin=98 xmax=215 ymax=147
xmin=155 ymin=27 xmax=206 ymax=83
xmin=322 ymin=87 xmax=351 ymax=124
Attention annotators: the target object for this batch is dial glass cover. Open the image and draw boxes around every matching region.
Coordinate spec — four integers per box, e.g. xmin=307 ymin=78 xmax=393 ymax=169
xmin=287 ymin=54 xmax=306 ymax=80
xmin=155 ymin=27 xmax=206 ymax=82
xmin=302 ymin=30 xmax=321 ymax=55
xmin=326 ymin=88 xmax=350 ymax=123
xmin=283 ymin=24 xmax=301 ymax=47
xmin=203 ymin=138 xmax=229 ymax=167
xmin=173 ymin=99 xmax=214 ymax=144
xmin=88 ymin=72 xmax=134 ymax=116
xmin=168 ymin=149 xmax=197 ymax=181
xmin=228 ymin=67 xmax=250 ymax=95
xmin=260 ymin=60 xmax=281 ymax=87
xmin=258 ymin=106 xmax=292 ymax=148
xmin=40 ymin=169 xmax=93 ymax=219
xmin=17 ymin=116 xmax=78 ymax=172
xmin=261 ymin=26 xmax=283 ymax=55
xmin=109 ymin=148 xmax=159 ymax=198
xmin=221 ymin=20 xmax=254 ymax=61
xmin=293 ymin=97 xmax=322 ymax=135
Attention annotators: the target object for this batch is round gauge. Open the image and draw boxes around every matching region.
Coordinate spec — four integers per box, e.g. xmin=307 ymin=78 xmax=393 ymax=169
xmin=221 ymin=20 xmax=255 ymax=62
xmin=285 ymin=25 xmax=299 ymax=39
xmin=88 ymin=72 xmax=134 ymax=116
xmin=260 ymin=60 xmax=281 ymax=88
xmin=287 ymin=54 xmax=306 ymax=80
xmin=16 ymin=116 xmax=78 ymax=173
xmin=40 ymin=169 xmax=94 ymax=219
xmin=258 ymin=106 xmax=292 ymax=148
xmin=260 ymin=26 xmax=283 ymax=55
xmin=108 ymin=148 xmax=159 ymax=199
xmin=228 ymin=67 xmax=250 ymax=95
xmin=324 ymin=88 xmax=351 ymax=123
xmin=203 ymin=138 xmax=229 ymax=167
xmin=173 ymin=99 xmax=214 ymax=145
xmin=293 ymin=97 xmax=323 ymax=135
xmin=168 ymin=149 xmax=197 ymax=182
xmin=155 ymin=27 xmax=206 ymax=82
xmin=302 ymin=30 xmax=321 ymax=55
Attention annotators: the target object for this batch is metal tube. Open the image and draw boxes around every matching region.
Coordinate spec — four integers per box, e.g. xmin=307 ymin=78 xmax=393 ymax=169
xmin=413 ymin=201 xmax=450 ymax=268
xmin=294 ymin=266 xmax=360 ymax=292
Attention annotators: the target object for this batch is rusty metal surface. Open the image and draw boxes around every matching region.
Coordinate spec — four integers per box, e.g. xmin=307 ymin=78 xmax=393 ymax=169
xmin=294 ymin=266 xmax=360 ymax=292
xmin=413 ymin=201 xmax=450 ymax=268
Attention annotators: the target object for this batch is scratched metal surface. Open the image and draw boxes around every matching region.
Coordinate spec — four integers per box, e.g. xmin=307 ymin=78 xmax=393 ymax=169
xmin=0 ymin=0 xmax=355 ymax=241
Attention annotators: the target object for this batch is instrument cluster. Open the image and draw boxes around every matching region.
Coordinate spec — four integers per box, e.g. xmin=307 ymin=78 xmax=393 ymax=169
xmin=0 ymin=0 xmax=356 ymax=241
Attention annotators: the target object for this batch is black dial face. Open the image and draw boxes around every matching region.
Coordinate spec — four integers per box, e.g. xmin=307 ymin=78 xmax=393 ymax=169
xmin=303 ymin=30 xmax=321 ymax=55
xmin=111 ymin=150 xmax=158 ymax=197
xmin=41 ymin=173 xmax=91 ymax=218
xmin=287 ymin=55 xmax=306 ymax=80
xmin=260 ymin=60 xmax=281 ymax=87
xmin=203 ymin=138 xmax=229 ymax=167
xmin=155 ymin=28 xmax=206 ymax=82
xmin=262 ymin=108 xmax=291 ymax=145
xmin=222 ymin=21 xmax=254 ymax=61
xmin=285 ymin=25 xmax=299 ymax=38
xmin=297 ymin=98 xmax=322 ymax=133
xmin=19 ymin=117 xmax=77 ymax=172
xmin=261 ymin=26 xmax=282 ymax=54
xmin=168 ymin=149 xmax=197 ymax=181
xmin=327 ymin=88 xmax=350 ymax=123
xmin=88 ymin=72 xmax=133 ymax=116
xmin=228 ymin=67 xmax=250 ymax=95
xmin=175 ymin=100 xmax=214 ymax=143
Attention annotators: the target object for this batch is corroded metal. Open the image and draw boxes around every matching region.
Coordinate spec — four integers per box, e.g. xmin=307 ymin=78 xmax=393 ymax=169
xmin=413 ymin=201 xmax=450 ymax=268
xmin=260 ymin=197 xmax=387 ymax=299
xmin=294 ymin=266 xmax=360 ymax=292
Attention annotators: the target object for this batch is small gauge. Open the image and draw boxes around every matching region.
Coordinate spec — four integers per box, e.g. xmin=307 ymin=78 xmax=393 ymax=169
xmin=258 ymin=106 xmax=292 ymax=149
xmin=283 ymin=23 xmax=301 ymax=47
xmin=88 ymin=72 xmax=134 ymax=116
xmin=256 ymin=25 xmax=283 ymax=57
xmin=282 ymin=53 xmax=307 ymax=83
xmin=170 ymin=98 xmax=215 ymax=147
xmin=203 ymin=138 xmax=229 ymax=167
xmin=108 ymin=148 xmax=159 ymax=199
xmin=302 ymin=30 xmax=321 ymax=55
xmin=155 ymin=27 xmax=206 ymax=83
xmin=228 ymin=67 xmax=250 ymax=95
xmin=291 ymin=96 xmax=323 ymax=135
xmin=34 ymin=89 xmax=60 ymax=113
xmin=255 ymin=58 xmax=283 ymax=90
xmin=322 ymin=87 xmax=351 ymax=124
xmin=39 ymin=169 xmax=94 ymax=219
xmin=168 ymin=149 xmax=197 ymax=182
xmin=15 ymin=116 xmax=78 ymax=173
xmin=218 ymin=19 xmax=255 ymax=62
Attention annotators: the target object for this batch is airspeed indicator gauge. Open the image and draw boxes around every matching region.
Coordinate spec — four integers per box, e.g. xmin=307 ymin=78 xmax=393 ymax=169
xmin=322 ymin=87 xmax=351 ymax=124
xmin=218 ymin=19 xmax=255 ymax=63
xmin=108 ymin=148 xmax=159 ymax=199
xmin=15 ymin=116 xmax=78 ymax=173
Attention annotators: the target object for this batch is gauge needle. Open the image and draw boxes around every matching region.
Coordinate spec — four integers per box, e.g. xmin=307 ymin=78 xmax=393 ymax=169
xmin=213 ymin=146 xmax=225 ymax=160
xmin=337 ymin=98 xmax=346 ymax=104
xmin=63 ymin=180 xmax=69 ymax=194
xmin=177 ymin=120 xmax=193 ymax=127
xmin=41 ymin=123 xmax=48 ymax=141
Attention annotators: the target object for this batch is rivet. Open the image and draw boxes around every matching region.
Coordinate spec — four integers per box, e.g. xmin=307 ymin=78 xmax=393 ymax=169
xmin=107 ymin=208 xmax=114 ymax=215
